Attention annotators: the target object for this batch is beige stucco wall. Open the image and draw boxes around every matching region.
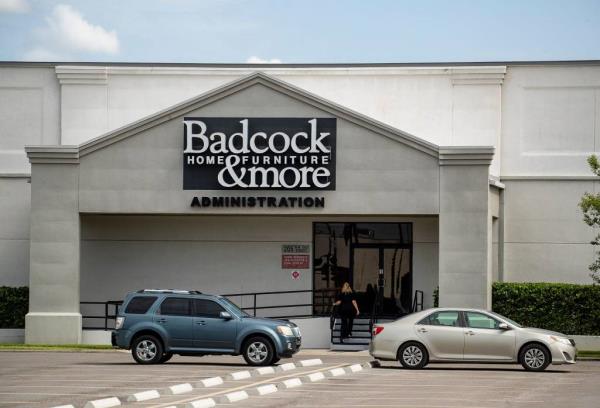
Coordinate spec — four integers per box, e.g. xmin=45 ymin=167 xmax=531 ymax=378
xmin=79 ymin=214 xmax=439 ymax=324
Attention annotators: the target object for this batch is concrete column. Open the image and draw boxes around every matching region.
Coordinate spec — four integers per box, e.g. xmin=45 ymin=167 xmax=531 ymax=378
xmin=439 ymin=150 xmax=492 ymax=309
xmin=56 ymin=66 xmax=108 ymax=145
xmin=25 ymin=162 xmax=81 ymax=344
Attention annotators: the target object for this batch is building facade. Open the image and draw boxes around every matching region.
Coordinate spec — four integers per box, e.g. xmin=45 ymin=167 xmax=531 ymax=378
xmin=0 ymin=61 xmax=598 ymax=344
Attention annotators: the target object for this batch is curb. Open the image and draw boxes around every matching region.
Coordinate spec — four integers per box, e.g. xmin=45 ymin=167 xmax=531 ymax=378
xmin=127 ymin=390 xmax=160 ymax=402
xmin=298 ymin=358 xmax=323 ymax=367
xmin=197 ymin=376 xmax=224 ymax=388
xmin=279 ymin=378 xmax=302 ymax=389
xmin=252 ymin=384 xmax=279 ymax=395
xmin=185 ymin=398 xmax=216 ymax=408
xmin=218 ymin=390 xmax=249 ymax=403
xmin=304 ymin=372 xmax=326 ymax=382
xmin=254 ymin=366 xmax=276 ymax=375
xmin=327 ymin=367 xmax=346 ymax=377
xmin=83 ymin=397 xmax=121 ymax=408
xmin=228 ymin=370 xmax=252 ymax=380
xmin=277 ymin=362 xmax=296 ymax=371
xmin=166 ymin=383 xmax=193 ymax=395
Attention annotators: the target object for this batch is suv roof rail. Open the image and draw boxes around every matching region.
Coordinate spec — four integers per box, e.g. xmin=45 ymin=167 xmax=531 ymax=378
xmin=136 ymin=289 xmax=203 ymax=295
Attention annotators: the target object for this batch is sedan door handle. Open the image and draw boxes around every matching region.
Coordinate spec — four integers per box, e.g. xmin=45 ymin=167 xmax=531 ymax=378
xmin=465 ymin=330 xmax=475 ymax=336
xmin=417 ymin=328 xmax=428 ymax=333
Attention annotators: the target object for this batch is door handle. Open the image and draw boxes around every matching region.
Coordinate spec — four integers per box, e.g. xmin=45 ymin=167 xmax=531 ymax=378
xmin=417 ymin=328 xmax=427 ymax=333
xmin=195 ymin=321 xmax=206 ymax=325
xmin=157 ymin=318 xmax=167 ymax=324
xmin=465 ymin=330 xmax=475 ymax=336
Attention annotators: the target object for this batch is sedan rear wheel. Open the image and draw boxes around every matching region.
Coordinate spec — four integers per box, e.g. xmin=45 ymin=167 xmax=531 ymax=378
xmin=520 ymin=344 xmax=551 ymax=371
xmin=398 ymin=342 xmax=428 ymax=369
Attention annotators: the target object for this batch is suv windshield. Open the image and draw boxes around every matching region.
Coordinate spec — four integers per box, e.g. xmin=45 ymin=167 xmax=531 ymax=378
xmin=220 ymin=297 xmax=250 ymax=317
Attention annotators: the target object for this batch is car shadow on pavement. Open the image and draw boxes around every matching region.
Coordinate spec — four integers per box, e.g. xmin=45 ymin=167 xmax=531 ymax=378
xmin=78 ymin=361 xmax=252 ymax=367
xmin=376 ymin=365 xmax=566 ymax=373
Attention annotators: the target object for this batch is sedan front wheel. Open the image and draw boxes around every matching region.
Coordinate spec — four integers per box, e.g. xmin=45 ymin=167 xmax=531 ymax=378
xmin=520 ymin=344 xmax=551 ymax=371
xmin=398 ymin=341 xmax=429 ymax=369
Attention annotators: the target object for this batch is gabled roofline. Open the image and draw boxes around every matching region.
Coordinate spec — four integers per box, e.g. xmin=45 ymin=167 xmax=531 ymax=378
xmin=25 ymin=72 xmax=493 ymax=166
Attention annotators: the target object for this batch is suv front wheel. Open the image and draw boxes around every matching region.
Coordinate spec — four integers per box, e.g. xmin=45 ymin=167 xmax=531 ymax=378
xmin=243 ymin=336 xmax=275 ymax=366
xmin=132 ymin=335 xmax=164 ymax=364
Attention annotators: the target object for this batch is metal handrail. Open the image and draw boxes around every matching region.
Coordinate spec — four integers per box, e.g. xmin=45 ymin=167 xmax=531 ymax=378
xmin=411 ymin=290 xmax=424 ymax=313
xmin=81 ymin=289 xmax=338 ymax=330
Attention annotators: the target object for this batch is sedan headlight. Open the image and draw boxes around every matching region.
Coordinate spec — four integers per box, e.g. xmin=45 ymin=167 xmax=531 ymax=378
xmin=550 ymin=335 xmax=572 ymax=346
xmin=277 ymin=325 xmax=294 ymax=336
xmin=115 ymin=317 xmax=125 ymax=330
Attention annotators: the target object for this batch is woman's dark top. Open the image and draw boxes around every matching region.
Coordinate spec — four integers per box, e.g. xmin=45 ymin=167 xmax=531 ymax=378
xmin=336 ymin=292 xmax=356 ymax=314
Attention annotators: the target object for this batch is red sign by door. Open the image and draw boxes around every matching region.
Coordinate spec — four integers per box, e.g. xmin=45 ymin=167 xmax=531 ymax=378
xmin=282 ymin=254 xmax=309 ymax=269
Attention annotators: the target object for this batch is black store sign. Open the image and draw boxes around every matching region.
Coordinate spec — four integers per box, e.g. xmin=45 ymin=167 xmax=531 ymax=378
xmin=183 ymin=117 xmax=336 ymax=190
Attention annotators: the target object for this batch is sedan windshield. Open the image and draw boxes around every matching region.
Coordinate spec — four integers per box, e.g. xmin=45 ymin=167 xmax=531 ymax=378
xmin=489 ymin=311 xmax=522 ymax=328
xmin=220 ymin=297 xmax=250 ymax=317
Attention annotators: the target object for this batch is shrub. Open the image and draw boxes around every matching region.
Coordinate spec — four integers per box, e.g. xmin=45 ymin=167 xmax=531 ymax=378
xmin=0 ymin=286 xmax=28 ymax=328
xmin=492 ymin=282 xmax=600 ymax=335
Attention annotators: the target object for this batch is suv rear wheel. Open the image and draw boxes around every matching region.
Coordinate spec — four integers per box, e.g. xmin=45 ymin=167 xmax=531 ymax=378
xmin=243 ymin=336 xmax=275 ymax=366
xmin=132 ymin=335 xmax=163 ymax=364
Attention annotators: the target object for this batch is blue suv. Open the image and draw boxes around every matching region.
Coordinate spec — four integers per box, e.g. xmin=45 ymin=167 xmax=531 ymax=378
xmin=111 ymin=289 xmax=302 ymax=365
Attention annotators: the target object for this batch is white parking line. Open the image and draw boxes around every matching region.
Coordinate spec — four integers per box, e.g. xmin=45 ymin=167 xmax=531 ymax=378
xmin=146 ymin=363 xmax=350 ymax=408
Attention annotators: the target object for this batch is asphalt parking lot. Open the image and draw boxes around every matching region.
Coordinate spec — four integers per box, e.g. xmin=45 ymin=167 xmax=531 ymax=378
xmin=0 ymin=350 xmax=598 ymax=408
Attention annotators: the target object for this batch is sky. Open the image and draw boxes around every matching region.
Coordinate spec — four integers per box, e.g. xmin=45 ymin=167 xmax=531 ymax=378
xmin=0 ymin=0 xmax=599 ymax=63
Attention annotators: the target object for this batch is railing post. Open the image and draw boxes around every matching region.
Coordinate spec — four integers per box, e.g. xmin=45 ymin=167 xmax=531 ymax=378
xmin=104 ymin=302 xmax=108 ymax=330
xmin=253 ymin=293 xmax=257 ymax=317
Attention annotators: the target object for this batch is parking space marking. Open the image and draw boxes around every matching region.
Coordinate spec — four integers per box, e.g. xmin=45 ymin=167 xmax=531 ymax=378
xmin=147 ymin=363 xmax=350 ymax=408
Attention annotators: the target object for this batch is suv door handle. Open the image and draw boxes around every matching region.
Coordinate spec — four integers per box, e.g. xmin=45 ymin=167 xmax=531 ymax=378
xmin=196 ymin=321 xmax=206 ymax=325
xmin=417 ymin=328 xmax=427 ymax=333
xmin=465 ymin=330 xmax=475 ymax=336
xmin=156 ymin=318 xmax=167 ymax=324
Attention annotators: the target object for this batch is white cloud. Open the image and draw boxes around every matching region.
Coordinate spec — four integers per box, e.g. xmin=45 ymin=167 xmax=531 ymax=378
xmin=47 ymin=4 xmax=119 ymax=53
xmin=23 ymin=4 xmax=119 ymax=60
xmin=246 ymin=56 xmax=282 ymax=64
xmin=0 ymin=0 xmax=29 ymax=13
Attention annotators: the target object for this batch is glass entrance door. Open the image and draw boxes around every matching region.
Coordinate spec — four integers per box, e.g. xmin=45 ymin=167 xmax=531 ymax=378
xmin=313 ymin=222 xmax=412 ymax=317
xmin=352 ymin=247 xmax=412 ymax=316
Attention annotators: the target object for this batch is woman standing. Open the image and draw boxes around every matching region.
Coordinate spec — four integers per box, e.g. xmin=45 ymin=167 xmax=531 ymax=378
xmin=333 ymin=282 xmax=360 ymax=342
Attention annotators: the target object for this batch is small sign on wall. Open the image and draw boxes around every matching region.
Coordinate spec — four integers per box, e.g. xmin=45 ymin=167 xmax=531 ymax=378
xmin=282 ymin=244 xmax=310 ymax=269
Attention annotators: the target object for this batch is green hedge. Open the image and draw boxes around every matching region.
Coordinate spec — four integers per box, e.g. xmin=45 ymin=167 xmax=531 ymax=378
xmin=492 ymin=282 xmax=600 ymax=335
xmin=0 ymin=286 xmax=28 ymax=328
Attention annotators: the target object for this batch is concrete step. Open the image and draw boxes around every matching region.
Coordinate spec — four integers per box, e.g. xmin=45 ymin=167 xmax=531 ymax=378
xmin=330 ymin=342 xmax=370 ymax=351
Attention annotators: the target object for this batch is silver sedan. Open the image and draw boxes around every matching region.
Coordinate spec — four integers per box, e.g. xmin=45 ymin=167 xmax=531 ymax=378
xmin=369 ymin=308 xmax=577 ymax=371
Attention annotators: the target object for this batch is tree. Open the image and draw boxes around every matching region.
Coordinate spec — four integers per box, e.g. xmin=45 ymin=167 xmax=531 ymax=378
xmin=579 ymin=155 xmax=600 ymax=284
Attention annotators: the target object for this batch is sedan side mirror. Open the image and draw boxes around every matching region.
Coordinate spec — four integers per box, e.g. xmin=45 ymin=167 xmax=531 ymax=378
xmin=220 ymin=311 xmax=233 ymax=320
xmin=498 ymin=323 xmax=510 ymax=330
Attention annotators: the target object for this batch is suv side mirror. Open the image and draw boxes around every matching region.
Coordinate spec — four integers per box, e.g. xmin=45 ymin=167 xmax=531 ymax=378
xmin=220 ymin=311 xmax=233 ymax=320
xmin=498 ymin=323 xmax=510 ymax=330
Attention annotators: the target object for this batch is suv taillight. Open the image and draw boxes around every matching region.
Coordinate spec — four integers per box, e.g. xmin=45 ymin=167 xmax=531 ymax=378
xmin=115 ymin=317 xmax=125 ymax=330
xmin=373 ymin=325 xmax=384 ymax=336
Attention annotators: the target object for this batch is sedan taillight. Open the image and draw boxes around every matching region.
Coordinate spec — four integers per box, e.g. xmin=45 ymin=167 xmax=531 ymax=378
xmin=373 ymin=325 xmax=384 ymax=336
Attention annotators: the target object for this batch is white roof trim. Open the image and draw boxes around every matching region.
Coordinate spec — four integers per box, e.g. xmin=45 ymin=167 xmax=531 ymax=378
xmin=26 ymin=72 xmax=494 ymax=166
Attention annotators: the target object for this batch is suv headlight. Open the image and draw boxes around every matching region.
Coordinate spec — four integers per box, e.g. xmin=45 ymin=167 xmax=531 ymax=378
xmin=115 ymin=317 xmax=125 ymax=330
xmin=550 ymin=336 xmax=571 ymax=346
xmin=277 ymin=325 xmax=294 ymax=336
